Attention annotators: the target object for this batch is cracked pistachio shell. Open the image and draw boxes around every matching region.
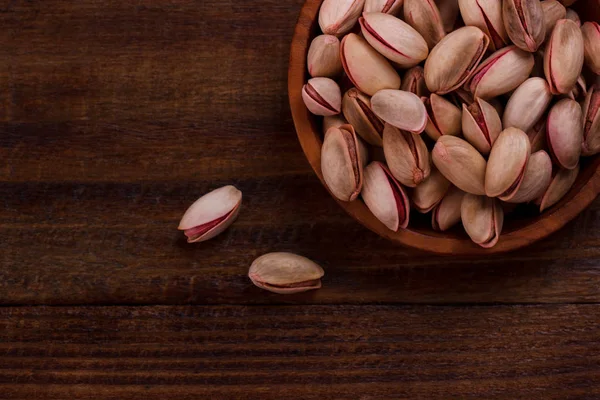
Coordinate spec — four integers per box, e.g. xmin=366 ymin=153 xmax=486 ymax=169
xmin=582 ymin=22 xmax=600 ymax=75
xmin=302 ymin=77 xmax=342 ymax=117
xmin=372 ymin=89 xmax=428 ymax=134
xmin=547 ymin=98 xmax=583 ymax=170
xmin=542 ymin=0 xmax=566 ymax=36
xmin=432 ymin=186 xmax=465 ymax=231
xmin=544 ymin=19 xmax=584 ymax=95
xmin=424 ymin=26 xmax=490 ymax=95
xmin=362 ymin=161 xmax=410 ymax=230
xmin=485 ymin=127 xmax=531 ymax=200
xmin=404 ymin=0 xmax=446 ymax=49
xmin=502 ymin=0 xmax=546 ymax=52
xmin=365 ymin=0 xmax=404 ymax=15
xmin=307 ymin=35 xmax=343 ymax=78
xmin=432 ymin=135 xmax=487 ymax=195
xmin=468 ymin=45 xmax=534 ymax=99
xmin=503 ymin=78 xmax=552 ymax=134
xmin=527 ymin=117 xmax=549 ymax=153
xmin=383 ymin=123 xmax=431 ymax=187
xmin=459 ymin=0 xmax=508 ymax=51
xmin=319 ymin=0 xmax=366 ymax=37
xmin=423 ymin=93 xmax=462 ymax=141
xmin=506 ymin=150 xmax=553 ymax=203
xmin=461 ymin=194 xmax=504 ymax=248
xmin=341 ymin=33 xmax=402 ymax=97
xmin=536 ymin=164 xmax=579 ymax=212
xmin=582 ymin=86 xmax=600 ymax=156
xmin=249 ymin=253 xmax=324 ymax=295
xmin=565 ymin=8 xmax=580 ymax=26
xmin=321 ymin=124 xmax=364 ymax=202
xmin=323 ymin=115 xmax=348 ymax=135
xmin=412 ymin=166 xmax=451 ymax=213
xmin=342 ymin=88 xmax=385 ymax=146
xmin=401 ymin=66 xmax=430 ymax=98
xmin=359 ymin=12 xmax=429 ymax=68
xmin=462 ymin=97 xmax=502 ymax=155
xmin=178 ymin=186 xmax=242 ymax=243
xmin=436 ymin=0 xmax=460 ymax=33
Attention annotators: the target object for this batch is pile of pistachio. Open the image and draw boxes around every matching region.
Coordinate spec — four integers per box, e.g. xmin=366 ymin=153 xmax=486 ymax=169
xmin=302 ymin=0 xmax=600 ymax=248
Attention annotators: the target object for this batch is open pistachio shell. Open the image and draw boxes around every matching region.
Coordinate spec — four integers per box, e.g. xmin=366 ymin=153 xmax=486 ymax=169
xmin=307 ymin=35 xmax=343 ymax=78
xmin=365 ymin=0 xmax=404 ymax=14
xmin=383 ymin=123 xmax=431 ymax=187
xmin=432 ymin=135 xmax=487 ymax=195
xmin=506 ymin=150 xmax=553 ymax=203
xmin=536 ymin=164 xmax=579 ymax=212
xmin=503 ymin=78 xmax=553 ymax=134
xmin=403 ymin=0 xmax=446 ymax=49
xmin=527 ymin=117 xmax=549 ymax=153
xmin=458 ymin=0 xmax=508 ymax=51
xmin=436 ymin=0 xmax=460 ymax=33
xmin=412 ymin=166 xmax=451 ymax=213
xmin=581 ymin=22 xmax=600 ymax=75
xmin=502 ymin=0 xmax=546 ymax=52
xmin=547 ymin=98 xmax=583 ymax=170
xmin=371 ymin=89 xmax=428 ymax=134
xmin=544 ymin=19 xmax=584 ymax=95
xmin=565 ymin=8 xmax=580 ymax=26
xmin=302 ymin=77 xmax=342 ymax=117
xmin=461 ymin=97 xmax=502 ymax=155
xmin=319 ymin=0 xmax=366 ymax=37
xmin=321 ymin=125 xmax=364 ymax=202
xmin=432 ymin=186 xmax=465 ymax=231
xmin=249 ymin=253 xmax=324 ymax=295
xmin=342 ymin=88 xmax=385 ymax=146
xmin=323 ymin=115 xmax=348 ymax=136
xmin=542 ymin=0 xmax=566 ymax=36
xmin=423 ymin=93 xmax=463 ymax=141
xmin=582 ymin=85 xmax=600 ymax=157
xmin=401 ymin=66 xmax=430 ymax=98
xmin=461 ymin=194 xmax=504 ymax=248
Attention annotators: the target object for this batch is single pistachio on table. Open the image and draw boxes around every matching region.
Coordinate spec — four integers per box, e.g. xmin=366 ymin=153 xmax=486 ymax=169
xmin=371 ymin=89 xmax=428 ymax=134
xmin=424 ymin=26 xmax=490 ymax=95
xmin=249 ymin=253 xmax=324 ymax=294
xmin=527 ymin=117 xmax=549 ymax=153
xmin=178 ymin=186 xmax=242 ymax=243
xmin=403 ymin=0 xmax=446 ymax=49
xmin=302 ymin=77 xmax=342 ymax=117
xmin=319 ymin=0 xmax=366 ymax=37
xmin=544 ymin=19 xmax=584 ymax=95
xmin=541 ymin=0 xmax=566 ymax=36
xmin=307 ymin=35 xmax=343 ymax=78
xmin=566 ymin=74 xmax=587 ymax=101
xmin=435 ymin=0 xmax=460 ymax=33
xmin=547 ymin=98 xmax=583 ymax=170
xmin=432 ymin=135 xmax=487 ymax=195
xmin=359 ymin=12 xmax=429 ymax=68
xmin=383 ymin=123 xmax=431 ymax=187
xmin=536 ymin=164 xmax=580 ymax=212
xmin=461 ymin=97 xmax=502 ymax=155
xmin=342 ymin=88 xmax=385 ymax=146
xmin=362 ymin=161 xmax=411 ymax=230
xmin=364 ymin=0 xmax=404 ymax=15
xmin=432 ymin=186 xmax=465 ymax=231
xmin=458 ymin=0 xmax=508 ymax=51
xmin=502 ymin=0 xmax=546 ymax=52
xmin=423 ymin=93 xmax=462 ymax=141
xmin=582 ymin=85 xmax=600 ymax=156
xmin=411 ymin=166 xmax=451 ymax=213
xmin=506 ymin=150 xmax=553 ymax=204
xmin=401 ymin=66 xmax=430 ymax=98
xmin=581 ymin=22 xmax=600 ymax=75
xmin=323 ymin=115 xmax=348 ymax=135
xmin=565 ymin=8 xmax=580 ymax=26
xmin=502 ymin=77 xmax=552 ymax=134
xmin=461 ymin=194 xmax=504 ymax=248
xmin=340 ymin=33 xmax=402 ymax=96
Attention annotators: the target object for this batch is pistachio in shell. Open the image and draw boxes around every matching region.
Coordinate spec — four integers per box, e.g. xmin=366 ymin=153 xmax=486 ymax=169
xmin=319 ymin=0 xmax=366 ymax=37
xmin=565 ymin=8 xmax=580 ymax=26
xmin=307 ymin=35 xmax=343 ymax=78
xmin=502 ymin=77 xmax=553 ymax=134
xmin=383 ymin=123 xmax=431 ymax=187
xmin=436 ymin=0 xmax=460 ymax=33
xmin=432 ymin=186 xmax=465 ymax=231
xmin=412 ymin=166 xmax=451 ymax=213
xmin=249 ymin=253 xmax=324 ymax=295
xmin=506 ymin=150 xmax=553 ymax=204
xmin=527 ymin=117 xmax=549 ymax=153
xmin=401 ymin=66 xmax=430 ymax=98
xmin=581 ymin=21 xmax=600 ymax=75
xmin=458 ymin=0 xmax=508 ymax=50
xmin=461 ymin=97 xmax=502 ymax=155
xmin=302 ymin=77 xmax=342 ymax=117
xmin=342 ymin=88 xmax=385 ymax=146
xmin=536 ymin=164 xmax=580 ymax=212
xmin=582 ymin=85 xmax=600 ymax=157
xmin=423 ymin=93 xmax=463 ymax=141
xmin=547 ymin=98 xmax=583 ymax=170
xmin=403 ymin=0 xmax=446 ymax=49
xmin=432 ymin=135 xmax=487 ymax=195
xmin=541 ymin=0 xmax=566 ymax=36
xmin=543 ymin=19 xmax=584 ymax=95
xmin=371 ymin=89 xmax=428 ymax=134
xmin=364 ymin=0 xmax=404 ymax=15
xmin=502 ymin=0 xmax=546 ymax=52
xmin=461 ymin=194 xmax=504 ymax=248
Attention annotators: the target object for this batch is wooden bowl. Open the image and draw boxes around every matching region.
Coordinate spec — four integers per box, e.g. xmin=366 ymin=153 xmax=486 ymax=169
xmin=288 ymin=0 xmax=600 ymax=255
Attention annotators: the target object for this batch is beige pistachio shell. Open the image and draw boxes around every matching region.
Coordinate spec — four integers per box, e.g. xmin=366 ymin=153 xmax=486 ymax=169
xmin=485 ymin=127 xmax=531 ymax=200
xmin=536 ymin=164 xmax=579 ymax=212
xmin=468 ymin=45 xmax=534 ymax=99
xmin=435 ymin=0 xmax=460 ymax=33
xmin=423 ymin=93 xmax=463 ymax=141
xmin=362 ymin=161 xmax=411 ymax=230
xmin=321 ymin=125 xmax=364 ymax=202
xmin=581 ymin=22 xmax=600 ymax=75
xmin=461 ymin=97 xmax=502 ymax=155
xmin=432 ymin=186 xmax=465 ymax=231
xmin=502 ymin=0 xmax=546 ymax=52
xmin=383 ymin=123 xmax=431 ymax=187
xmin=302 ymin=77 xmax=342 ymax=117
xmin=412 ymin=166 xmax=451 ymax=213
xmin=432 ymin=135 xmax=487 ymax=195
xmin=527 ymin=117 xmax=549 ymax=153
xmin=342 ymin=88 xmax=385 ymax=146
xmin=307 ymin=35 xmax=343 ymax=78
xmin=249 ymin=253 xmax=324 ymax=295
xmin=565 ymin=8 xmax=580 ymax=26
xmin=401 ymin=66 xmax=430 ymax=98
xmin=360 ymin=12 xmax=429 ymax=68
xmin=403 ymin=0 xmax=446 ymax=49
xmin=582 ymin=85 xmax=600 ymax=157
xmin=503 ymin=78 xmax=552 ymax=134
xmin=365 ymin=0 xmax=404 ymax=14
xmin=178 ymin=185 xmax=242 ymax=243
xmin=544 ymin=19 xmax=584 ymax=95
xmin=340 ymin=33 xmax=402 ymax=97
xmin=371 ymin=89 xmax=428 ymax=134
xmin=458 ymin=0 xmax=508 ymax=50
xmin=424 ymin=26 xmax=489 ymax=94
xmin=506 ymin=150 xmax=553 ymax=203
xmin=461 ymin=194 xmax=504 ymax=248
xmin=319 ymin=0 xmax=366 ymax=37
xmin=323 ymin=115 xmax=348 ymax=135
xmin=542 ymin=0 xmax=566 ymax=36
xmin=547 ymin=98 xmax=583 ymax=170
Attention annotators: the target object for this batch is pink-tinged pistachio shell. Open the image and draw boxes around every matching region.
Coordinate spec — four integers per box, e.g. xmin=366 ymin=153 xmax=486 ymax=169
xmin=401 ymin=66 xmax=430 ymax=98
xmin=365 ymin=0 xmax=404 ymax=14
xmin=307 ymin=35 xmax=343 ymax=78
xmin=432 ymin=186 xmax=465 ymax=231
xmin=323 ymin=115 xmax=348 ymax=135
xmin=302 ymin=77 xmax=342 ymax=117
xmin=321 ymin=125 xmax=364 ymax=202
xmin=485 ymin=127 xmax=531 ymax=200
xmin=319 ymin=0 xmax=366 ymax=37
xmin=424 ymin=26 xmax=490 ymax=94
xmin=404 ymin=0 xmax=446 ymax=49
xmin=462 ymin=97 xmax=502 ymax=155
xmin=536 ymin=164 xmax=580 ymax=212
xmin=362 ymin=161 xmax=411 ymax=230
xmin=461 ymin=195 xmax=504 ymax=248
xmin=436 ymin=0 xmax=460 ymax=33
xmin=340 ymin=33 xmax=402 ymax=97
xmin=527 ymin=117 xmax=549 ymax=153
xmin=371 ymin=89 xmax=428 ymax=134
xmin=412 ymin=166 xmax=451 ymax=213
xmin=359 ymin=12 xmax=429 ymax=68
xmin=542 ymin=0 xmax=566 ymax=36
xmin=432 ymin=135 xmax=487 ymax=195
xmin=249 ymin=253 xmax=324 ymax=295
xmin=581 ymin=22 xmax=600 ymax=75
xmin=547 ymin=98 xmax=583 ymax=170
xmin=178 ymin=186 xmax=242 ymax=243
xmin=503 ymin=78 xmax=552 ymax=134
xmin=458 ymin=0 xmax=508 ymax=51
xmin=582 ymin=85 xmax=600 ymax=156
xmin=342 ymin=88 xmax=385 ymax=146
xmin=468 ymin=45 xmax=535 ymax=99
xmin=383 ymin=123 xmax=431 ymax=187
xmin=423 ymin=93 xmax=463 ymax=141
xmin=506 ymin=150 xmax=553 ymax=203
xmin=544 ymin=19 xmax=584 ymax=95
xmin=565 ymin=8 xmax=580 ymax=26
xmin=502 ymin=0 xmax=546 ymax=52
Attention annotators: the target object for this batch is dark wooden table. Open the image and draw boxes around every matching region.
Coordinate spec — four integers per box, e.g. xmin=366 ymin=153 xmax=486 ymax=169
xmin=1 ymin=1 xmax=599 ymax=398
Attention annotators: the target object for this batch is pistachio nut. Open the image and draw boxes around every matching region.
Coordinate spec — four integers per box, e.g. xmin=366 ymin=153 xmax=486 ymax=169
xmin=178 ymin=185 xmax=242 ymax=243
xmin=547 ymin=98 xmax=583 ymax=170
xmin=424 ymin=26 xmax=490 ymax=94
xmin=340 ymin=33 xmax=402 ymax=96
xmin=527 ymin=117 xmax=549 ymax=153
xmin=541 ymin=0 xmax=566 ymax=36
xmin=249 ymin=253 xmax=324 ymax=294
xmin=565 ymin=8 xmax=580 ymax=26
xmin=458 ymin=0 xmax=508 ymax=50
xmin=536 ymin=164 xmax=580 ymax=212
xmin=461 ymin=194 xmax=504 ymax=248
xmin=371 ymin=89 xmax=428 ymax=134
xmin=362 ymin=161 xmax=411 ymax=230
xmin=321 ymin=124 xmax=364 ymax=202
xmin=307 ymin=35 xmax=343 ymax=78
xmin=383 ymin=123 xmax=431 ymax=187
xmin=461 ymin=97 xmax=502 ymax=155
xmin=342 ymin=88 xmax=385 ymax=146
xmin=581 ymin=22 xmax=600 ymax=75
xmin=401 ymin=66 xmax=430 ymax=98
xmin=468 ymin=45 xmax=534 ymax=99
xmin=432 ymin=135 xmax=487 ymax=195
xmin=544 ymin=19 xmax=584 ymax=95
xmin=412 ymin=166 xmax=451 ymax=213
xmin=364 ymin=0 xmax=404 ymax=15
xmin=319 ymin=0 xmax=366 ymax=37
xmin=502 ymin=0 xmax=546 ymax=52
xmin=423 ymin=93 xmax=463 ymax=141
xmin=432 ymin=186 xmax=465 ymax=231
xmin=435 ymin=0 xmax=460 ymax=33
xmin=302 ymin=77 xmax=342 ymax=117
xmin=323 ymin=115 xmax=348 ymax=135
xmin=506 ymin=150 xmax=553 ymax=203
xmin=359 ymin=12 xmax=429 ymax=68
xmin=485 ymin=127 xmax=531 ymax=200
xmin=403 ymin=0 xmax=446 ymax=49
xmin=582 ymin=85 xmax=600 ymax=156
xmin=502 ymin=77 xmax=553 ymax=133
